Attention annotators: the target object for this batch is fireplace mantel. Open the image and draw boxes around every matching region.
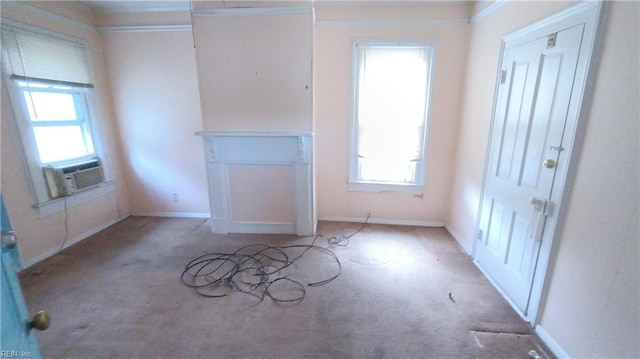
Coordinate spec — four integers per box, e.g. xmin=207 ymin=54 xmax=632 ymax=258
xmin=196 ymin=131 xmax=316 ymax=236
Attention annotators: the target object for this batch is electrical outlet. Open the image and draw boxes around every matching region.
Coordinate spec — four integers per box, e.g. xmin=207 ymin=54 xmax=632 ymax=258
xmin=172 ymin=193 xmax=179 ymax=202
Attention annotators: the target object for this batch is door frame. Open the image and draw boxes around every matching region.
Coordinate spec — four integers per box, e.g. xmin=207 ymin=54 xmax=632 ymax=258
xmin=473 ymin=1 xmax=605 ymax=325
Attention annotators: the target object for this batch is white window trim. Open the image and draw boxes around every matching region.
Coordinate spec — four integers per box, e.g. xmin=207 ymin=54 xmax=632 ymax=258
xmin=348 ymin=39 xmax=436 ymax=193
xmin=1 ymin=21 xmax=113 ymax=217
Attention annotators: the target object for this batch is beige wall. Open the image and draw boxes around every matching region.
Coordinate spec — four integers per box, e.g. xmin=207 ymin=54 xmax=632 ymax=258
xmin=100 ymin=29 xmax=209 ymax=215
xmin=314 ymin=3 xmax=470 ymax=223
xmin=449 ymin=1 xmax=639 ymax=357
xmin=0 ymin=1 xmax=131 ymax=263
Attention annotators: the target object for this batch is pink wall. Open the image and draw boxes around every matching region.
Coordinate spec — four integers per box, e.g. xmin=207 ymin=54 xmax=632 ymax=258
xmin=100 ymin=30 xmax=209 ymax=216
xmin=0 ymin=2 xmax=131 ymax=263
xmin=314 ymin=4 xmax=470 ymax=223
xmin=227 ymin=165 xmax=294 ymax=222
xmin=194 ymin=11 xmax=313 ymax=131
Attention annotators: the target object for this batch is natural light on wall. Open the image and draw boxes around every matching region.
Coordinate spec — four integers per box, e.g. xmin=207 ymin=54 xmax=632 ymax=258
xmin=350 ymin=42 xmax=433 ymax=191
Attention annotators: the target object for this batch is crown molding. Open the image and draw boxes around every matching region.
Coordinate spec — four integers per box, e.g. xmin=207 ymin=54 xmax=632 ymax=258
xmin=2 ymin=1 xmax=96 ymax=32
xmin=98 ymin=24 xmax=193 ymax=33
xmin=470 ymin=0 xmax=506 ymax=23
xmin=315 ymin=18 xmax=469 ymax=27
xmin=192 ymin=6 xmax=312 ymax=17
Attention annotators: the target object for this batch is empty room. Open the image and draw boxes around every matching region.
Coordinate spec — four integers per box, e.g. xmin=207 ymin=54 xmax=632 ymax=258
xmin=1 ymin=0 xmax=638 ymax=358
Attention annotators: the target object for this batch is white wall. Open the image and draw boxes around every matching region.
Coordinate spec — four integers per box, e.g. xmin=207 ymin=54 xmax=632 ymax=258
xmin=448 ymin=1 xmax=639 ymax=357
xmin=0 ymin=1 xmax=131 ymax=264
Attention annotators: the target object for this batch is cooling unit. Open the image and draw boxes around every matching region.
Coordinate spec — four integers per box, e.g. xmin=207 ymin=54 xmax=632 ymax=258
xmin=43 ymin=159 xmax=105 ymax=199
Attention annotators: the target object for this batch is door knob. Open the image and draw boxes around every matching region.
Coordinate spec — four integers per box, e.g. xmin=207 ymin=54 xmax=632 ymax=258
xmin=1 ymin=230 xmax=17 ymax=249
xmin=29 ymin=310 xmax=51 ymax=331
xmin=543 ymin=159 xmax=556 ymax=168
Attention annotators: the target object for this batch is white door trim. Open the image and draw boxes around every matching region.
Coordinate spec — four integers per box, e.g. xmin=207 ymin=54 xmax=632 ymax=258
xmin=473 ymin=0 xmax=605 ymax=325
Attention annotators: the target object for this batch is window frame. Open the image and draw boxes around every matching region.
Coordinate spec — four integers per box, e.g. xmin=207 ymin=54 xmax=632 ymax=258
xmin=348 ymin=39 xmax=436 ymax=194
xmin=1 ymin=21 xmax=113 ymax=217
xmin=16 ymin=81 xmax=97 ymax=167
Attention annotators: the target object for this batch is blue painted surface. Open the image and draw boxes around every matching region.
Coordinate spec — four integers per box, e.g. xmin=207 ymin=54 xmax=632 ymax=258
xmin=1 ymin=195 xmax=42 ymax=358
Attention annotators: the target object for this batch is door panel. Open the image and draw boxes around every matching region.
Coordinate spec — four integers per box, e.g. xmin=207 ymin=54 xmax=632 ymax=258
xmin=1 ymin=195 xmax=42 ymax=358
xmin=476 ymin=25 xmax=584 ymax=315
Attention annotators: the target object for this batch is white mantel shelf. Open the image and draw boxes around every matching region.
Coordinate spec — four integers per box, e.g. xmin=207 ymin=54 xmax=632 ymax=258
xmin=197 ymin=131 xmax=316 ymax=236
xmin=196 ymin=130 xmax=313 ymax=137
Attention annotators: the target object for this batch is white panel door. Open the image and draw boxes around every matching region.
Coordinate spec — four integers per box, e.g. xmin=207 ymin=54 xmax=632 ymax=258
xmin=476 ymin=25 xmax=584 ymax=315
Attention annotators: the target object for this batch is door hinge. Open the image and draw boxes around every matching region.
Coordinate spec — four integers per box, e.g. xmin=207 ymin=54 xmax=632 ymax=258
xmin=500 ymin=70 xmax=507 ymax=84
xmin=547 ymin=32 xmax=558 ymax=49
xmin=477 ymin=229 xmax=483 ymax=240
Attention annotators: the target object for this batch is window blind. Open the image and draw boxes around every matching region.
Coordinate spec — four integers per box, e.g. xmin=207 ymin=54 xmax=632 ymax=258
xmin=355 ymin=44 xmax=431 ymax=162
xmin=2 ymin=27 xmax=93 ymax=88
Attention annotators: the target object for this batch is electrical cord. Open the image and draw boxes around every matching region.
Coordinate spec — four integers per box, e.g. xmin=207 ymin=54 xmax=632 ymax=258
xmin=180 ymin=213 xmax=371 ymax=303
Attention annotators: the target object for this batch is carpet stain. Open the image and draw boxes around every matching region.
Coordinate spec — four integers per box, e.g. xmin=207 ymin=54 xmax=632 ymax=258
xmin=70 ymin=323 xmax=90 ymax=336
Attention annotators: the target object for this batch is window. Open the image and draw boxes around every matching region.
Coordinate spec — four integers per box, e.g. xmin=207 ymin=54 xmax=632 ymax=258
xmin=18 ymin=81 xmax=95 ymax=165
xmin=2 ymin=24 xmax=111 ymax=214
xmin=349 ymin=41 xmax=434 ymax=193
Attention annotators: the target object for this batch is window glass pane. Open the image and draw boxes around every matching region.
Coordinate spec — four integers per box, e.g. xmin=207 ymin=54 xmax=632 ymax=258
xmin=354 ymin=44 xmax=430 ymax=185
xmin=359 ymin=158 xmax=416 ymax=183
xmin=33 ymin=126 xmax=94 ymax=163
xmin=23 ymin=91 xmax=77 ymax=121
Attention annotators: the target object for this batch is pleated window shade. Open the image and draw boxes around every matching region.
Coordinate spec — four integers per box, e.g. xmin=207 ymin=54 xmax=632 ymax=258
xmin=2 ymin=28 xmax=93 ymax=88
xmin=353 ymin=43 xmax=432 ymax=184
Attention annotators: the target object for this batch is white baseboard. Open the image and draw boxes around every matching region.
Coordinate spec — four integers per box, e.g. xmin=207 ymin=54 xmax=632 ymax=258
xmin=319 ymin=216 xmax=444 ymax=228
xmin=227 ymin=221 xmax=295 ymax=235
xmin=130 ymin=211 xmax=210 ymax=219
xmin=444 ymin=224 xmax=473 ymax=256
xmin=535 ymin=324 xmax=571 ymax=359
xmin=21 ymin=213 xmax=130 ymax=269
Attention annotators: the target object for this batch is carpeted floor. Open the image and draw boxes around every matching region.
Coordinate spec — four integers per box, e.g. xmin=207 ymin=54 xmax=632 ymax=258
xmin=20 ymin=216 xmax=552 ymax=358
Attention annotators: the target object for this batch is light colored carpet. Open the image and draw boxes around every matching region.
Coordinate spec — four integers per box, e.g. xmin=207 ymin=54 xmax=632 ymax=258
xmin=20 ymin=217 xmax=552 ymax=358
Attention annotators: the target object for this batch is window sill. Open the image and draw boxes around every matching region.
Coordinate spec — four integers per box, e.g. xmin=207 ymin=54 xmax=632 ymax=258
xmin=348 ymin=181 xmax=425 ymax=194
xmin=33 ymin=180 xmax=115 ymax=218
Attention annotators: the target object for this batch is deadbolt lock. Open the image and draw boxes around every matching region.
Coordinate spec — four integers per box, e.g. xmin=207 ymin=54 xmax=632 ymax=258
xmin=543 ymin=159 xmax=556 ymax=168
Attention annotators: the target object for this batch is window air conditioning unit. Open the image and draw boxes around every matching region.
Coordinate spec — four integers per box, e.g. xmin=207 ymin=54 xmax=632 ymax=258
xmin=43 ymin=159 xmax=105 ymax=199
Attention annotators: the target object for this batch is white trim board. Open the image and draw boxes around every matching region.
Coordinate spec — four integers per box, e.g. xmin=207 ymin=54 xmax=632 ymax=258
xmin=98 ymin=25 xmax=192 ymax=33
xmin=21 ymin=213 xmax=130 ymax=269
xmin=444 ymin=225 xmax=473 ymax=255
xmin=315 ymin=18 xmax=469 ymax=27
xmin=319 ymin=216 xmax=443 ymax=228
xmin=198 ymin=133 xmax=315 ymax=236
xmin=227 ymin=221 xmax=296 ymax=235
xmin=193 ymin=7 xmax=312 ymax=17
xmin=2 ymin=1 xmax=96 ymax=32
xmin=470 ymin=0 xmax=506 ymax=23
xmin=130 ymin=212 xmax=210 ymax=219
xmin=535 ymin=325 xmax=571 ymax=359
